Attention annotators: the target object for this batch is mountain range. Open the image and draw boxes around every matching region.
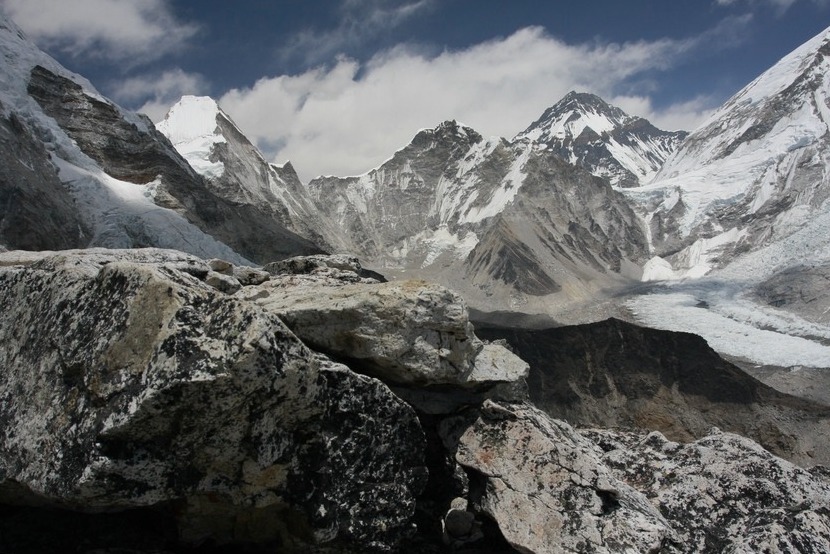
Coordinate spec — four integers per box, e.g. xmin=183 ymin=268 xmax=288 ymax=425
xmin=3 ymin=11 xmax=830 ymax=552
xmin=2 ymin=13 xmax=830 ymax=398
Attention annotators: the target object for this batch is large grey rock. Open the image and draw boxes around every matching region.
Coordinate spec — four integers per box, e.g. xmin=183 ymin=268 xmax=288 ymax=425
xmin=586 ymin=427 xmax=830 ymax=553
xmin=446 ymin=401 xmax=673 ymax=553
xmin=0 ymin=249 xmax=426 ymax=551
xmin=238 ymin=277 xmax=528 ymax=386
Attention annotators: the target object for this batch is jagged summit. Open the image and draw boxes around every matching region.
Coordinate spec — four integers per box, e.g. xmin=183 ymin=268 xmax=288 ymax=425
xmin=155 ymin=95 xmax=222 ymax=145
xmin=410 ymin=119 xmax=484 ymax=150
xmin=518 ymin=91 xmax=632 ymax=143
xmin=156 ymin=94 xmax=337 ymax=253
xmin=516 ymin=91 xmax=687 ymax=187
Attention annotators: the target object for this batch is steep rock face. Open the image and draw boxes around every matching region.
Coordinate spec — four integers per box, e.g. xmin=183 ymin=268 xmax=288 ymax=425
xmin=26 ymin=67 xmax=323 ymax=263
xmin=476 ymin=318 xmax=830 ymax=467
xmin=307 ymin=120 xmax=485 ymax=263
xmin=516 ymin=91 xmax=687 ymax=188
xmin=307 ymin=120 xmax=648 ymax=312
xmin=586 ymin=428 xmax=830 ymax=552
xmin=156 ymin=96 xmax=337 ymax=252
xmin=0 ymin=104 xmax=88 ymax=250
xmin=0 ymin=249 xmax=426 ymax=551
xmin=460 ymin=153 xmax=648 ymax=304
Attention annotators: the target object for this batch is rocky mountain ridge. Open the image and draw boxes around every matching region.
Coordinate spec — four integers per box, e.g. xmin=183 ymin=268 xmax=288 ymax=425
xmin=303 ymin=119 xmax=650 ymax=313
xmin=0 ymin=16 xmax=320 ymax=264
xmin=515 ymin=91 xmax=688 ymax=187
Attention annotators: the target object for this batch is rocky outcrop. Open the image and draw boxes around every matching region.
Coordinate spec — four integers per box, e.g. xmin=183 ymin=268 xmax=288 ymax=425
xmin=239 ymin=257 xmax=528 ymax=387
xmin=438 ymin=401 xmax=830 ymax=554
xmin=586 ymin=427 xmax=830 ymax=552
xmin=2 ymin=249 xmax=829 ymax=554
xmin=444 ymin=401 xmax=673 ymax=553
xmin=0 ymin=249 xmax=426 ymax=552
xmin=476 ymin=318 xmax=830 ymax=468
xmin=0 ymin=104 xmax=88 ymax=251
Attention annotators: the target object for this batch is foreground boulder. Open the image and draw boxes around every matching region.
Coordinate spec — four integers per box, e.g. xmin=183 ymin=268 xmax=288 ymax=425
xmin=2 ymin=249 xmax=829 ymax=554
xmin=586 ymin=427 xmax=830 ymax=552
xmin=440 ymin=401 xmax=830 ymax=554
xmin=0 ymin=249 xmax=426 ymax=551
xmin=239 ymin=256 xmax=529 ymax=387
xmin=442 ymin=401 xmax=673 ymax=553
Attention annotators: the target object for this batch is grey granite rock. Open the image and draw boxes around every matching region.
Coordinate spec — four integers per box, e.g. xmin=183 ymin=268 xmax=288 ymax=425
xmin=586 ymin=427 xmax=830 ymax=553
xmin=238 ymin=278 xmax=528 ymax=387
xmin=445 ymin=401 xmax=673 ymax=553
xmin=0 ymin=249 xmax=426 ymax=551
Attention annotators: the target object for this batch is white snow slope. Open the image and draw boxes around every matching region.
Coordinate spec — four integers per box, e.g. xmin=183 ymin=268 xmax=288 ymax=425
xmin=0 ymin=16 xmax=248 ymax=264
xmin=624 ymin=26 xmax=830 ymax=370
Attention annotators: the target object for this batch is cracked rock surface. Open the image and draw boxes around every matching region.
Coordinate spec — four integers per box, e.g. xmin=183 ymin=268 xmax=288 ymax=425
xmin=586 ymin=428 xmax=830 ymax=553
xmin=446 ymin=401 xmax=672 ymax=553
xmin=0 ymin=248 xmax=426 ymax=551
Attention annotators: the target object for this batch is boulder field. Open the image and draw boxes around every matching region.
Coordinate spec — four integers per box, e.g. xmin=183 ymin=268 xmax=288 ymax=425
xmin=0 ymin=249 xmax=828 ymax=553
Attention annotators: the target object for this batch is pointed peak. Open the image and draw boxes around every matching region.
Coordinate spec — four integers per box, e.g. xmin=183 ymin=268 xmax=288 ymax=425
xmin=558 ymin=90 xmax=607 ymax=107
xmin=156 ymin=95 xmax=224 ymax=145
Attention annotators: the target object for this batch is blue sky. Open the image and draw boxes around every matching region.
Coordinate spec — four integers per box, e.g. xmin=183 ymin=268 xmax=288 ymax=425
xmin=2 ymin=0 xmax=829 ymax=179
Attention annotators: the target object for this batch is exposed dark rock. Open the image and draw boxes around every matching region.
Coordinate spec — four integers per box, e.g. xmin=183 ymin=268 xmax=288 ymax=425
xmin=26 ymin=65 xmax=323 ymax=263
xmin=0 ymin=102 xmax=88 ymax=250
xmin=476 ymin=317 xmax=830 ymax=467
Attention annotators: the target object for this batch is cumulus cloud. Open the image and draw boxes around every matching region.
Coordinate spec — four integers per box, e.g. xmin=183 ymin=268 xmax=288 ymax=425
xmin=219 ymin=20 xmax=747 ymax=181
xmin=1 ymin=0 xmax=198 ymax=64
xmin=110 ymin=69 xmax=210 ymax=122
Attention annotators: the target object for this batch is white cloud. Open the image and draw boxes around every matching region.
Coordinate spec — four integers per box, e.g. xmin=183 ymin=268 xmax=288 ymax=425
xmin=219 ymin=24 xmax=743 ymax=181
xmin=278 ymin=0 xmax=434 ymax=66
xmin=110 ymin=69 xmax=210 ymax=122
xmin=1 ymin=0 xmax=198 ymax=64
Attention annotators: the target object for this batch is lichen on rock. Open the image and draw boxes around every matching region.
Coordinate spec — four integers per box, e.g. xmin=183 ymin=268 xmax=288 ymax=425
xmin=0 ymin=248 xmax=426 ymax=551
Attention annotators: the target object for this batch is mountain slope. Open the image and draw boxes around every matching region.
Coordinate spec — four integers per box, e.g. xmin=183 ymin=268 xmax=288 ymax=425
xmin=156 ymin=96 xmax=336 ymax=252
xmin=307 ymin=120 xmax=648 ymax=312
xmin=627 ymin=26 xmax=830 ymax=281
xmin=0 ymin=15 xmax=321 ymax=263
xmin=516 ymin=91 xmax=687 ymax=187
xmin=613 ymin=26 xmax=830 ymax=392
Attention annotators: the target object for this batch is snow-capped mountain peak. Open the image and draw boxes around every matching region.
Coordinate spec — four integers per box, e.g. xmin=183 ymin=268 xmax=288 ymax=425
xmin=629 ymin=25 xmax=830 ymax=282
xmin=155 ymin=95 xmax=223 ymax=146
xmin=517 ymin=91 xmax=631 ymax=143
xmin=156 ymin=96 xmax=227 ymax=179
xmin=515 ymin=91 xmax=687 ymax=187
